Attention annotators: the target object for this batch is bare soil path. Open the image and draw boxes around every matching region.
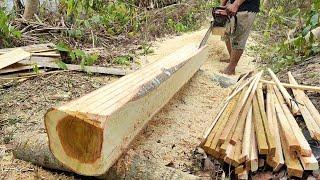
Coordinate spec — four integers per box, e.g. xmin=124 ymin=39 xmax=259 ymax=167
xmin=0 ymin=28 xmax=255 ymax=179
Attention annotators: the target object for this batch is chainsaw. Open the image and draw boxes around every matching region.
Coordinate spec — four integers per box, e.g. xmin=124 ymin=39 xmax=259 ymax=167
xmin=199 ymin=7 xmax=235 ymax=48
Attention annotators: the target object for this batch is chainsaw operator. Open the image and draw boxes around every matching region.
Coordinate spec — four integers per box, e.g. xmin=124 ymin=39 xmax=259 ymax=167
xmin=220 ymin=0 xmax=260 ymax=75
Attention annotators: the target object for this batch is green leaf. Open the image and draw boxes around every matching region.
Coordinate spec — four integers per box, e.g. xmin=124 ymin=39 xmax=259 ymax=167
xmin=55 ymin=43 xmax=70 ymax=52
xmin=55 ymin=60 xmax=68 ymax=70
xmin=310 ymin=13 xmax=319 ymax=27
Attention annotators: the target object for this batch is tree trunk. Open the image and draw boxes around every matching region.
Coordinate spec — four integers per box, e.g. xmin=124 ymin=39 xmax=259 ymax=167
xmin=14 ymin=0 xmax=24 ymax=15
xmin=13 ymin=133 xmax=200 ymax=180
xmin=23 ymin=0 xmax=39 ymax=20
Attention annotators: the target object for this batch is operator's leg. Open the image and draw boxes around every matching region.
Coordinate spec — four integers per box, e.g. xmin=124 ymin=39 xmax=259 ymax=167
xmin=225 ymin=39 xmax=232 ymax=56
xmin=222 ymin=12 xmax=257 ymax=75
xmin=223 ymin=49 xmax=243 ymax=75
xmin=220 ymin=39 xmax=232 ymax=63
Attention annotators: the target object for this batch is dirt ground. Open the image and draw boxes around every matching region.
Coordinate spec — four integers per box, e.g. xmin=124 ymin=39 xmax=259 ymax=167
xmin=0 ymin=28 xmax=256 ymax=179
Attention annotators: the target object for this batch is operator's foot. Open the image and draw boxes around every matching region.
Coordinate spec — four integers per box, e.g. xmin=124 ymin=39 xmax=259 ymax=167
xmin=219 ymin=58 xmax=230 ymax=63
xmin=220 ymin=65 xmax=236 ymax=75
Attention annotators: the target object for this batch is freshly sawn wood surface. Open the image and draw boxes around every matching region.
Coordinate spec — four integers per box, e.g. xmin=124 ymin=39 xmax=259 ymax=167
xmin=44 ymin=44 xmax=208 ymax=176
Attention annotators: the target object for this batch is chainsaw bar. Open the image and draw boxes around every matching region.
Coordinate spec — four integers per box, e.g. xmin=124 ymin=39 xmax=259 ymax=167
xmin=199 ymin=21 xmax=213 ymax=48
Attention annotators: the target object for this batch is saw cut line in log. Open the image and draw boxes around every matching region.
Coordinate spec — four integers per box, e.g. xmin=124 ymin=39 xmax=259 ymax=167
xmin=44 ymin=44 xmax=209 ymax=176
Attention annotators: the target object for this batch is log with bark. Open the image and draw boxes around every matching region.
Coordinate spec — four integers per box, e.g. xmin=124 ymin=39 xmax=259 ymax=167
xmin=44 ymin=44 xmax=209 ymax=176
xmin=13 ymin=133 xmax=200 ymax=179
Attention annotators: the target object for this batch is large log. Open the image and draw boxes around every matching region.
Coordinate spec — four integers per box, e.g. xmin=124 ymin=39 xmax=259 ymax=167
xmin=44 ymin=44 xmax=209 ymax=176
xmin=13 ymin=133 xmax=200 ymax=179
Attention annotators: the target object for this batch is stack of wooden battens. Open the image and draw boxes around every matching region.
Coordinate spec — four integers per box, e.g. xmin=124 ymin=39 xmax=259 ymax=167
xmin=202 ymin=69 xmax=320 ymax=179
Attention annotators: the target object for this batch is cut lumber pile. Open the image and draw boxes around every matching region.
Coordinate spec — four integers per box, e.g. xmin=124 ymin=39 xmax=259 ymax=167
xmin=44 ymin=44 xmax=209 ymax=176
xmin=202 ymin=70 xmax=320 ymax=178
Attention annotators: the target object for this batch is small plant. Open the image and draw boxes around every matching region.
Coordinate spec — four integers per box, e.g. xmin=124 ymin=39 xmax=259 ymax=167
xmin=140 ymin=43 xmax=154 ymax=55
xmin=55 ymin=42 xmax=99 ymax=69
xmin=113 ymin=55 xmax=133 ymax=66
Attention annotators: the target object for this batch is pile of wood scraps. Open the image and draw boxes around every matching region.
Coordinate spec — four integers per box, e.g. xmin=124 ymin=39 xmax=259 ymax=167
xmin=0 ymin=43 xmax=127 ymax=81
xmin=202 ymin=69 xmax=320 ymax=179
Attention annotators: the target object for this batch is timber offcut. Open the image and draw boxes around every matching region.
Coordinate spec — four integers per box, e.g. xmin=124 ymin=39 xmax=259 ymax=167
xmin=45 ymin=44 xmax=209 ymax=176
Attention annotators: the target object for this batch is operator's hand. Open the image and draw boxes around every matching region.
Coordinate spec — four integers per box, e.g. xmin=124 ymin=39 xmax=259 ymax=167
xmin=226 ymin=3 xmax=239 ymax=16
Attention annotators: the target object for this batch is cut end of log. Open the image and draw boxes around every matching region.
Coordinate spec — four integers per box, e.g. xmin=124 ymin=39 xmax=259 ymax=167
xmin=45 ymin=108 xmax=105 ymax=175
xmin=56 ymin=114 xmax=103 ymax=163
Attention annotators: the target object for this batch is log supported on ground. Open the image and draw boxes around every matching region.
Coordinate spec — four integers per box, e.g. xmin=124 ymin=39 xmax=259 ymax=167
xmin=44 ymin=44 xmax=209 ymax=176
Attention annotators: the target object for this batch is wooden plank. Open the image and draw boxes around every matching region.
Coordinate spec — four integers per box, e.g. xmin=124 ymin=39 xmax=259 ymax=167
xmin=268 ymin=68 xmax=300 ymax=115
xmin=252 ymin=94 xmax=269 ymax=154
xmin=257 ymin=83 xmax=276 ymax=156
xmin=279 ymin=125 xmax=303 ymax=178
xmin=0 ymin=43 xmax=55 ymax=53
xmin=240 ymin=105 xmax=252 ymax=162
xmin=288 ymin=72 xmax=320 ymax=140
xmin=272 ymin=88 xmax=300 ymax=151
xmin=219 ymin=72 xmax=263 ymax=144
xmin=266 ymin=85 xmax=284 ymax=172
xmin=273 ymin=85 xmax=312 ymax=156
xmin=250 ymin=122 xmax=258 ymax=172
xmin=44 ymin=44 xmax=209 ymax=176
xmin=260 ymin=79 xmax=320 ymax=92
xmin=0 ymin=49 xmax=31 ymax=70
xmin=0 ymin=63 xmax=41 ymax=74
xmin=31 ymin=52 xmax=61 ymax=57
xmin=25 ymin=62 xmax=127 ymax=76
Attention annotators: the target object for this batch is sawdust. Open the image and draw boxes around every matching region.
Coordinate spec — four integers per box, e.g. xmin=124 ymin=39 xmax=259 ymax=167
xmin=116 ymin=28 xmax=256 ymax=175
xmin=0 ymin=27 xmax=256 ymax=179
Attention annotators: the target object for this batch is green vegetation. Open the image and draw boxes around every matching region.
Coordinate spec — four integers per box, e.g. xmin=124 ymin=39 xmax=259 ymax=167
xmin=0 ymin=8 xmax=21 ymax=47
xmin=253 ymin=1 xmax=320 ymax=72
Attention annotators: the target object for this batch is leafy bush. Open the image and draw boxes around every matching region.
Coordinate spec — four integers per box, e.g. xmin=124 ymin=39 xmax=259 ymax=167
xmin=0 ymin=8 xmax=21 ymax=47
xmin=253 ymin=0 xmax=320 ymax=72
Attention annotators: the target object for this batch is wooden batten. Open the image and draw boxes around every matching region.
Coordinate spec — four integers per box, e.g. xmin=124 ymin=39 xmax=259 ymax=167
xmin=257 ymin=83 xmax=276 ymax=156
xmin=202 ymin=73 xmax=252 ymax=141
xmin=288 ymin=72 xmax=320 ymax=140
xmin=252 ymin=94 xmax=269 ymax=155
xmin=204 ymin=92 xmax=242 ymax=156
xmin=268 ymin=69 xmax=300 ymax=115
xmin=250 ymin=122 xmax=258 ymax=172
xmin=279 ymin=125 xmax=303 ymax=178
xmin=240 ymin=105 xmax=252 ymax=162
xmin=298 ymin=153 xmax=319 ymax=170
xmin=266 ymin=85 xmax=284 ymax=172
xmin=273 ymin=86 xmax=312 ymax=156
xmin=45 ymin=44 xmax=208 ymax=176
xmin=219 ymin=72 xmax=263 ymax=144
xmin=273 ymin=87 xmax=300 ymax=152
xmin=260 ymin=79 xmax=320 ymax=92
